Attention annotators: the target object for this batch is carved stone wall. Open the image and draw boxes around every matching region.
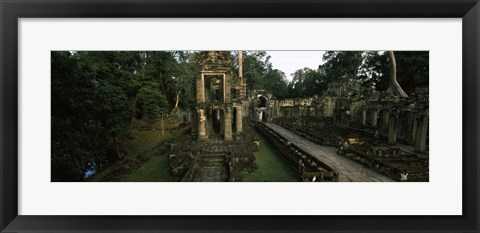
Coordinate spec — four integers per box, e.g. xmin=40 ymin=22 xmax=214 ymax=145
xmin=261 ymin=80 xmax=429 ymax=152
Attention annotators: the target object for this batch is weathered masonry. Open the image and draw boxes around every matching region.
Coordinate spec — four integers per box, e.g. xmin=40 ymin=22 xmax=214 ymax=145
xmin=260 ymin=79 xmax=428 ymax=181
xmin=263 ymin=79 xmax=429 ymax=153
xmin=169 ymin=51 xmax=256 ymax=182
xmin=192 ymin=51 xmax=247 ymax=141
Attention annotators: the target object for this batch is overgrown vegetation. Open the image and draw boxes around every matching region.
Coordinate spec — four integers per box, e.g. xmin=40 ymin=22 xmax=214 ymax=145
xmin=243 ymin=130 xmax=298 ymax=182
xmin=88 ymin=129 xmax=181 ymax=182
xmin=51 ymin=50 xmax=428 ymax=181
xmin=52 ymin=51 xmax=195 ymax=181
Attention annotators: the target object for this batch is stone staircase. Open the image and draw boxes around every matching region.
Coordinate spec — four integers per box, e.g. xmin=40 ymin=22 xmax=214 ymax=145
xmin=196 ymin=147 xmax=229 ymax=181
xmin=195 ymin=153 xmax=228 ymax=182
xmin=200 ymin=153 xmax=226 ymax=167
xmin=180 ymin=141 xmax=233 ymax=182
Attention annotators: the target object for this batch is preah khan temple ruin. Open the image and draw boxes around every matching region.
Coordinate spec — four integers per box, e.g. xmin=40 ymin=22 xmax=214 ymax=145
xmin=51 ymin=50 xmax=429 ymax=182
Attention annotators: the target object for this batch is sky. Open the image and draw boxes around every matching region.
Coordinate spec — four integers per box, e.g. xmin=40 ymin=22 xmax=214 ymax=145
xmin=265 ymin=51 xmax=326 ymax=81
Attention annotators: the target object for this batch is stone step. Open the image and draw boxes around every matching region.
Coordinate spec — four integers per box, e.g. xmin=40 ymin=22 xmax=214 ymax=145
xmin=200 ymin=160 xmax=225 ymax=166
xmin=201 ymin=156 xmax=224 ymax=161
xmin=201 ymin=153 xmax=225 ymax=158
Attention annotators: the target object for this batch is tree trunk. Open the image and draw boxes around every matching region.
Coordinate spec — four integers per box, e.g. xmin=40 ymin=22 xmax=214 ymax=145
xmin=238 ymin=50 xmax=243 ymax=84
xmin=174 ymin=90 xmax=181 ymax=108
xmin=387 ymin=51 xmax=408 ymax=98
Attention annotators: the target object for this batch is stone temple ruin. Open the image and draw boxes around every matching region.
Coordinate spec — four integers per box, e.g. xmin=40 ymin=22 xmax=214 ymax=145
xmin=262 ymin=79 xmax=429 ymax=181
xmin=169 ymin=51 xmax=256 ymax=182
xmin=191 ymin=51 xmax=247 ymax=141
xmin=168 ymin=51 xmax=429 ymax=182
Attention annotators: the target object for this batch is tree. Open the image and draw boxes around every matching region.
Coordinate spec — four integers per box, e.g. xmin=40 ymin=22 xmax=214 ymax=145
xmin=322 ymin=51 xmax=363 ymax=81
xmin=243 ymin=51 xmax=272 ymax=92
xmin=285 ymin=67 xmax=327 ymax=98
xmin=264 ymin=69 xmax=289 ymax=98
xmin=51 ymin=51 xmax=139 ymax=181
xmin=96 ymin=81 xmax=134 ymax=159
xmin=288 ymin=68 xmax=317 ymax=98
xmin=170 ymin=51 xmax=196 ymax=110
xmin=357 ymin=51 xmax=428 ymax=95
xmin=359 ymin=51 xmax=389 ymax=91
xmin=144 ymin=51 xmax=177 ymax=104
xmin=387 ymin=51 xmax=408 ymax=98
xmin=136 ymin=82 xmax=169 ymax=121
xmin=303 ymin=69 xmax=325 ymax=97
xmin=393 ymin=51 xmax=429 ymax=94
xmin=52 ymin=51 xmax=101 ymax=181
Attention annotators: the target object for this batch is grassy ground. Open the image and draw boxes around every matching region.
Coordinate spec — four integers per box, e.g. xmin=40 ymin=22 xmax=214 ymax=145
xmin=90 ymin=123 xmax=297 ymax=182
xmin=120 ymin=155 xmax=177 ymax=182
xmin=89 ymin=129 xmax=179 ymax=182
xmin=243 ymin=129 xmax=298 ymax=182
xmin=125 ymin=130 xmax=171 ymax=159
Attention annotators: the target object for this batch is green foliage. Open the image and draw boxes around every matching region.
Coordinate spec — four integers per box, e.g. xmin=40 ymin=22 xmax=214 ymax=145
xmin=263 ymin=69 xmax=289 ymax=99
xmin=136 ymin=83 xmax=169 ymax=120
xmin=287 ymin=67 xmax=325 ymax=98
xmin=283 ymin=51 xmax=429 ymax=98
xmin=89 ymin=129 xmax=177 ymax=182
xmin=170 ymin=51 xmax=196 ymax=109
xmin=51 ymin=51 xmax=185 ymax=181
xmin=51 ymin=50 xmax=428 ymax=182
xmin=144 ymin=51 xmax=179 ymax=108
xmin=360 ymin=51 xmax=429 ymax=94
xmin=51 ymin=51 xmax=113 ymax=181
xmin=359 ymin=51 xmax=390 ymax=90
xmin=322 ymin=51 xmax=363 ymax=80
xmin=394 ymin=51 xmax=429 ymax=94
xmin=243 ymin=51 xmax=272 ymax=93
xmin=96 ymin=81 xmax=134 ymax=140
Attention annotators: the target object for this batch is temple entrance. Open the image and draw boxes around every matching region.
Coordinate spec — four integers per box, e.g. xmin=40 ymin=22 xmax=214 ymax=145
xmin=232 ymin=108 xmax=237 ymax=133
xmin=257 ymin=95 xmax=268 ymax=122
xmin=259 ymin=96 xmax=267 ymax=107
xmin=212 ymin=109 xmax=222 ymax=135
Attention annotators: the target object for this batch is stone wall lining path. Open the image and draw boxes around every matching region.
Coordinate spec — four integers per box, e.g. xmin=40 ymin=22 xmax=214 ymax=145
xmin=264 ymin=123 xmax=395 ymax=182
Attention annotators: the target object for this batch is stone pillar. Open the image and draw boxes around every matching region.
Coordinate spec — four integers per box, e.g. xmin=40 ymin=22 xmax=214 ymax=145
xmin=236 ymin=108 xmax=243 ymax=134
xmin=238 ymin=51 xmax=243 ymax=84
xmin=196 ymin=74 xmax=205 ymax=103
xmin=411 ymin=117 xmax=418 ymax=144
xmin=415 ymin=113 xmax=428 ymax=152
xmin=383 ymin=111 xmax=389 ymax=127
xmin=224 ymin=107 xmax=233 ymax=141
xmin=388 ymin=114 xmax=397 ymax=145
xmin=371 ymin=110 xmax=378 ymax=127
xmin=224 ymin=74 xmax=231 ymax=102
xmin=198 ymin=108 xmax=207 ymax=140
xmin=220 ymin=109 xmax=225 ymax=135
xmin=362 ymin=109 xmax=367 ymax=125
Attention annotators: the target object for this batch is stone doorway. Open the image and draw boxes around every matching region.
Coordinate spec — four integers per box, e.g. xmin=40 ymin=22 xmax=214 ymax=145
xmin=232 ymin=107 xmax=237 ymax=133
xmin=211 ymin=109 xmax=223 ymax=135
xmin=258 ymin=96 xmax=267 ymax=107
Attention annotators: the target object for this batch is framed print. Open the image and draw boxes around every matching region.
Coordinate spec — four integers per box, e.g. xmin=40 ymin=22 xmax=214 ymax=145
xmin=1 ymin=0 xmax=479 ymax=232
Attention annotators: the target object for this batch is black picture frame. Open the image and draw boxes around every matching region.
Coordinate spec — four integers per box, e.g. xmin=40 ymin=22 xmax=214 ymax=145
xmin=1 ymin=0 xmax=479 ymax=232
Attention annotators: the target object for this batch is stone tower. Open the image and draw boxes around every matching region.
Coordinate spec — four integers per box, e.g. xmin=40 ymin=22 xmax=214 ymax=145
xmin=195 ymin=51 xmax=245 ymax=141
